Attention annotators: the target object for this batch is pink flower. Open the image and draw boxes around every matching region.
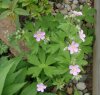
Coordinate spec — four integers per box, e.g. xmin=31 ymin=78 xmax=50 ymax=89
xmin=37 ymin=83 xmax=46 ymax=92
xmin=68 ymin=41 xmax=79 ymax=54
xmin=34 ymin=29 xmax=45 ymax=42
xmin=72 ymin=11 xmax=83 ymax=16
xmin=79 ymin=30 xmax=86 ymax=42
xmin=69 ymin=65 xmax=81 ymax=76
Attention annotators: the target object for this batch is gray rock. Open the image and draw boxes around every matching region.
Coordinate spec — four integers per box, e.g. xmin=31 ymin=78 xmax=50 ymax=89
xmin=76 ymin=82 xmax=86 ymax=91
xmin=71 ymin=4 xmax=77 ymax=10
xmin=66 ymin=5 xmax=71 ymax=11
xmin=83 ymin=89 xmax=88 ymax=93
xmin=60 ymin=9 xmax=68 ymax=15
xmin=79 ymin=0 xmax=86 ymax=3
xmin=73 ymin=0 xmax=78 ymax=4
xmin=48 ymin=1 xmax=54 ymax=6
xmin=56 ymin=3 xmax=62 ymax=9
xmin=84 ymin=93 xmax=90 ymax=95
xmin=64 ymin=0 xmax=70 ymax=4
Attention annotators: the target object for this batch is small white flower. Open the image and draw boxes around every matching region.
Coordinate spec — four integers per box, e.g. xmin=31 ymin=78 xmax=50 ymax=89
xmin=37 ymin=83 xmax=46 ymax=92
xmin=79 ymin=30 xmax=86 ymax=42
xmin=72 ymin=11 xmax=83 ymax=16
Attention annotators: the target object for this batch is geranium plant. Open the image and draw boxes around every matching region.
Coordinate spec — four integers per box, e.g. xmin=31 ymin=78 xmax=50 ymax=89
xmin=8 ymin=6 xmax=95 ymax=94
xmin=0 ymin=0 xmax=95 ymax=94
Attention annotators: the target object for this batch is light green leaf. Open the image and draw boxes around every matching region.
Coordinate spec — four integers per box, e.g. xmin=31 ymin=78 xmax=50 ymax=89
xmin=20 ymin=83 xmax=37 ymax=95
xmin=74 ymin=88 xmax=80 ymax=95
xmin=27 ymin=54 xmax=40 ymax=66
xmin=14 ymin=8 xmax=29 ymax=15
xmin=0 ymin=60 xmax=13 ymax=95
xmin=2 ymin=83 xmax=26 ymax=95
xmin=27 ymin=67 xmax=42 ymax=77
xmin=46 ymin=55 xmax=56 ymax=65
xmin=0 ymin=10 xmax=12 ymax=20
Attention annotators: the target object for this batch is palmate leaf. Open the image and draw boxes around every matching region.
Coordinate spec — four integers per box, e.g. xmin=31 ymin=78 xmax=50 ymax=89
xmin=45 ymin=55 xmax=56 ymax=65
xmin=76 ymin=59 xmax=88 ymax=66
xmin=44 ymin=66 xmax=65 ymax=78
xmin=27 ymin=54 xmax=40 ymax=66
xmin=38 ymin=49 xmax=46 ymax=64
xmin=83 ymin=46 xmax=92 ymax=54
xmin=58 ymin=22 xmax=78 ymax=36
xmin=27 ymin=66 xmax=42 ymax=77
xmin=82 ymin=36 xmax=93 ymax=45
xmin=47 ymin=44 xmax=60 ymax=54
xmin=56 ymin=51 xmax=70 ymax=64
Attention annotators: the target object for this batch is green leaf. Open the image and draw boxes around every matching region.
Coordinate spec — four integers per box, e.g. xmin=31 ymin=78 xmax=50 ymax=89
xmin=0 ymin=10 xmax=12 ymax=20
xmin=38 ymin=93 xmax=57 ymax=95
xmin=20 ymin=83 xmax=37 ymax=95
xmin=77 ymin=60 xmax=88 ymax=66
xmin=44 ymin=66 xmax=58 ymax=77
xmin=1 ymin=0 xmax=10 ymax=8
xmin=82 ymin=46 xmax=92 ymax=54
xmin=74 ymin=88 xmax=80 ymax=95
xmin=14 ymin=8 xmax=29 ymax=15
xmin=47 ymin=44 xmax=59 ymax=54
xmin=38 ymin=50 xmax=46 ymax=64
xmin=11 ymin=0 xmax=19 ymax=11
xmin=83 ymin=37 xmax=93 ymax=45
xmin=8 ymin=56 xmax=22 ymax=74
xmin=46 ymin=55 xmax=56 ymax=65
xmin=14 ymin=68 xmax=27 ymax=83
xmin=0 ymin=59 xmax=14 ymax=95
xmin=2 ymin=83 xmax=26 ymax=95
xmin=27 ymin=67 xmax=42 ymax=77
xmin=5 ymin=68 xmax=24 ymax=86
xmin=27 ymin=54 xmax=40 ymax=66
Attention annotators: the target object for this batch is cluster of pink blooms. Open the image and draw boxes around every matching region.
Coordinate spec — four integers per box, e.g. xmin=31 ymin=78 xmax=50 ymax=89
xmin=34 ymin=29 xmax=45 ymax=42
xmin=37 ymin=83 xmax=46 ymax=92
xmin=68 ymin=30 xmax=86 ymax=76
xmin=69 ymin=65 xmax=81 ymax=76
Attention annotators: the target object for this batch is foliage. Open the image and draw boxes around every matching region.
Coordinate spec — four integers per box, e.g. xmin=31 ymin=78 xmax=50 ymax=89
xmin=0 ymin=0 xmax=95 ymax=94
xmin=0 ymin=40 xmax=8 ymax=55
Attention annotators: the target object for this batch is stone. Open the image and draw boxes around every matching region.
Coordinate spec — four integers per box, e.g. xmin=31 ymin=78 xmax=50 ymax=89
xmin=56 ymin=3 xmax=62 ymax=9
xmin=84 ymin=93 xmax=90 ymax=95
xmin=67 ymin=87 xmax=73 ymax=95
xmin=71 ymin=4 xmax=77 ymax=10
xmin=60 ymin=9 xmax=68 ymax=15
xmin=73 ymin=0 xmax=78 ymax=4
xmin=76 ymin=82 xmax=86 ymax=91
xmin=48 ymin=1 xmax=54 ymax=6
xmin=65 ymin=4 xmax=71 ymax=11
xmin=83 ymin=89 xmax=88 ymax=93
xmin=79 ymin=0 xmax=86 ymax=3
xmin=64 ymin=0 xmax=70 ymax=4
xmin=80 ymin=5 xmax=83 ymax=10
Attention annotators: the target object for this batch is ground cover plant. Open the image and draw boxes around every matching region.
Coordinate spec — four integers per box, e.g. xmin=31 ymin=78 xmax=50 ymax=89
xmin=0 ymin=0 xmax=95 ymax=95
